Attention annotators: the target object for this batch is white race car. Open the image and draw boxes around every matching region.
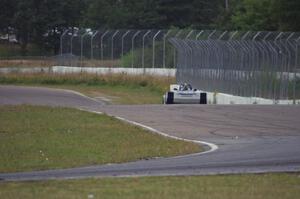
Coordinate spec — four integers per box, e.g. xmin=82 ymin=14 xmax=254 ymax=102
xmin=163 ymin=83 xmax=207 ymax=104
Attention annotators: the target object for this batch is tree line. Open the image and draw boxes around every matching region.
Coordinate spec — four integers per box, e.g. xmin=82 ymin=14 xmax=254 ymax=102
xmin=0 ymin=0 xmax=299 ymax=55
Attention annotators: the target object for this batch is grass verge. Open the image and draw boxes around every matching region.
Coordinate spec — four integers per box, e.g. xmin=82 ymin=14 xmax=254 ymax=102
xmin=1 ymin=173 xmax=300 ymax=199
xmin=0 ymin=105 xmax=201 ymax=173
xmin=0 ymin=73 xmax=175 ymax=104
xmin=0 ymin=59 xmax=120 ymax=68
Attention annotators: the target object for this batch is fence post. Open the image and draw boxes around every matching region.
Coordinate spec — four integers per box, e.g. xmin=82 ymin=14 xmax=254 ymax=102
xmin=186 ymin=30 xmax=194 ymax=39
xmin=100 ymin=30 xmax=110 ymax=62
xmin=227 ymin=32 xmax=238 ymax=95
xmin=182 ymin=30 xmax=195 ymax=69
xmin=152 ymin=30 xmax=161 ymax=68
xmin=70 ymin=32 xmax=75 ymax=56
xmin=169 ymin=38 xmax=186 ymax=81
xmin=142 ymin=30 xmax=151 ymax=68
xmin=121 ymin=30 xmax=131 ymax=60
xmin=218 ymin=31 xmax=228 ymax=40
xmin=90 ymin=31 xmax=99 ymax=60
xmin=60 ymin=29 xmax=68 ymax=56
xmin=294 ymin=36 xmax=300 ymax=104
xmin=274 ymin=32 xmax=284 ymax=100
xmin=251 ymin=32 xmax=261 ymax=98
xmin=240 ymin=31 xmax=251 ymax=97
xmin=196 ymin=30 xmax=204 ymax=40
xmin=206 ymin=31 xmax=217 ymax=91
xmin=173 ymin=30 xmax=183 ymax=68
xmin=282 ymin=33 xmax=295 ymax=100
xmin=131 ymin=30 xmax=141 ymax=68
xmin=111 ymin=30 xmax=119 ymax=67
xmin=81 ymin=31 xmax=90 ymax=67
xmin=265 ymin=34 xmax=278 ymax=100
xmin=70 ymin=30 xmax=78 ymax=67
xmin=257 ymin=33 xmax=271 ymax=98
xmin=208 ymin=30 xmax=216 ymax=40
xmin=163 ymin=30 xmax=171 ymax=68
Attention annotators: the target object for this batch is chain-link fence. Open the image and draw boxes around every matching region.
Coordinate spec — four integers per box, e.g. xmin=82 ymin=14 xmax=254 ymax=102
xmin=59 ymin=28 xmax=204 ymax=68
xmin=170 ymin=31 xmax=300 ymax=101
xmin=59 ymin=29 xmax=300 ymax=101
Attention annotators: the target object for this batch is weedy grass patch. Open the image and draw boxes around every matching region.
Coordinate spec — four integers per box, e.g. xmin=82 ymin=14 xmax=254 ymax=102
xmin=0 ymin=173 xmax=299 ymax=199
xmin=0 ymin=105 xmax=200 ymax=173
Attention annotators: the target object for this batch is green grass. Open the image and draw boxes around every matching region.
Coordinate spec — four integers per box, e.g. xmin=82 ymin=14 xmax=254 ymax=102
xmin=0 ymin=105 xmax=201 ymax=173
xmin=0 ymin=73 xmax=175 ymax=104
xmin=1 ymin=173 xmax=300 ymax=199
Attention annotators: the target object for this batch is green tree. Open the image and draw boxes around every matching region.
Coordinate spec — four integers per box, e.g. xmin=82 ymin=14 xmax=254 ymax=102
xmin=83 ymin=0 xmax=120 ymax=28
xmin=215 ymin=0 xmax=240 ymax=30
xmin=84 ymin=0 xmax=161 ymax=29
xmin=13 ymin=0 xmax=34 ymax=53
xmin=231 ymin=0 xmax=278 ymax=31
xmin=230 ymin=0 xmax=300 ymax=31
xmin=85 ymin=0 xmax=225 ymax=29
xmin=191 ymin=0 xmax=224 ymax=29
xmin=274 ymin=0 xmax=300 ymax=31
xmin=11 ymin=0 xmax=87 ymax=55
xmin=0 ymin=0 xmax=16 ymax=37
xmin=157 ymin=0 xmax=223 ymax=29
xmin=124 ymin=0 xmax=161 ymax=29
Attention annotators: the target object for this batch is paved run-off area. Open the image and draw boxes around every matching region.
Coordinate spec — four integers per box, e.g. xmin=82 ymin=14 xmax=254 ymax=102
xmin=0 ymin=85 xmax=300 ymax=181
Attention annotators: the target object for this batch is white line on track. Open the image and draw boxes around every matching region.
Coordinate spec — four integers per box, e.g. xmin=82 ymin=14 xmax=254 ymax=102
xmin=58 ymin=89 xmax=105 ymax=104
xmin=114 ymin=116 xmax=219 ymax=157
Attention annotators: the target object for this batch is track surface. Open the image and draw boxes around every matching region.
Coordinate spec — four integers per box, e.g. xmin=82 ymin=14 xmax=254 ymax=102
xmin=1 ymin=85 xmax=300 ymax=181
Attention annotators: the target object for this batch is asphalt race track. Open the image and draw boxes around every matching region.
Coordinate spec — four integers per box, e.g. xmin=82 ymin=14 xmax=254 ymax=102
xmin=1 ymin=85 xmax=300 ymax=181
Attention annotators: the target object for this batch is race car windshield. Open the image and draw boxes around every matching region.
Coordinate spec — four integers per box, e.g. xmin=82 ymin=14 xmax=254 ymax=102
xmin=179 ymin=83 xmax=192 ymax=91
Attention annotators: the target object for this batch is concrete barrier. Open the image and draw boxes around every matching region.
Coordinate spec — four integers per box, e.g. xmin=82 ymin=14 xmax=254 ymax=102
xmin=0 ymin=67 xmax=51 ymax=74
xmin=52 ymin=66 xmax=176 ymax=77
xmin=206 ymin=91 xmax=300 ymax=105
xmin=0 ymin=66 xmax=176 ymax=77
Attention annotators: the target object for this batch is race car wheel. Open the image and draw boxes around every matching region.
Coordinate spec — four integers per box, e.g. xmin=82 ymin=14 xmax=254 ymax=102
xmin=166 ymin=92 xmax=174 ymax=104
xmin=200 ymin=93 xmax=207 ymax=104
